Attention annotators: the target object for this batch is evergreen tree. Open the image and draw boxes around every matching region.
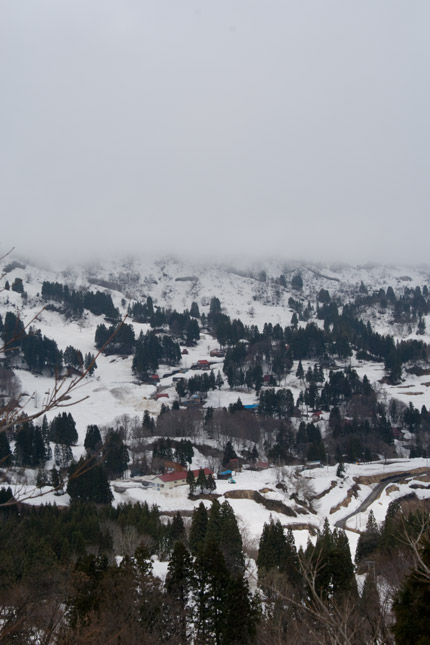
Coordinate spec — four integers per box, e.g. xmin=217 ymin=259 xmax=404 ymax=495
xmin=186 ymin=469 xmax=196 ymax=498
xmin=11 ymin=277 xmax=24 ymax=293
xmin=196 ymin=468 xmax=208 ymax=494
xmin=355 ymin=510 xmax=380 ymax=563
xmin=54 ymin=442 xmax=73 ymax=468
xmin=143 ymin=409 xmax=155 ymax=432
xmin=103 ymin=430 xmax=129 ymax=479
xmin=165 ymin=541 xmax=194 ymax=644
xmin=360 ymin=571 xmax=383 ymax=643
xmin=216 ymin=370 xmax=224 ymax=389
xmin=63 ymin=345 xmax=83 ymax=369
xmin=49 ymin=412 xmax=78 ymax=446
xmin=84 ymin=352 xmax=97 ymax=374
xmin=174 ymin=439 xmax=194 ymax=467
xmin=84 ymin=424 xmax=102 ymax=454
xmin=291 ymin=273 xmax=303 ymax=290
xmin=189 ymin=502 xmax=208 ymax=554
xmin=94 ymin=323 xmax=110 ymax=349
xmin=219 ymin=501 xmax=245 ymax=574
xmin=206 ymin=473 xmax=217 ymax=493
xmin=309 ymin=519 xmax=356 ymax=599
xmin=194 ymin=539 xmax=230 ymax=644
xmin=280 ymin=528 xmax=301 ymax=587
xmin=222 ymin=441 xmax=237 ymax=467
xmin=190 ymin=301 xmax=200 ymax=318
xmin=14 ymin=421 xmax=46 ymax=467
xmin=170 ymin=512 xmax=186 ymax=544
xmin=50 ymin=467 xmax=61 ymax=489
xmin=67 ymin=457 xmax=113 ymax=504
xmin=0 ymin=431 xmax=12 ymax=466
xmin=222 ymin=573 xmax=259 ymax=644
xmin=392 ymin=539 xmax=430 ymax=645
xmin=257 ymin=517 xmax=287 ymax=575
xmin=185 ymin=318 xmax=200 ymax=345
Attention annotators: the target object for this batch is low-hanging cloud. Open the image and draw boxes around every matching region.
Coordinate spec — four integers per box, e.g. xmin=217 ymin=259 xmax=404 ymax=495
xmin=1 ymin=1 xmax=429 ymax=267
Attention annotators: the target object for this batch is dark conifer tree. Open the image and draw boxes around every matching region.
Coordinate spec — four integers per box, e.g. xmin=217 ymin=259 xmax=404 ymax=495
xmin=355 ymin=510 xmax=380 ymax=563
xmin=196 ymin=468 xmax=208 ymax=494
xmin=257 ymin=517 xmax=287 ymax=575
xmin=49 ymin=412 xmax=78 ymax=446
xmin=0 ymin=431 xmax=12 ymax=466
xmin=165 ymin=541 xmax=194 ymax=644
xmin=194 ymin=539 xmax=230 ymax=644
xmin=206 ymin=473 xmax=217 ymax=492
xmin=190 ymin=301 xmax=200 ymax=318
xmin=189 ymin=502 xmax=208 ymax=554
xmin=392 ymin=540 xmax=430 ymax=645
xmin=84 ymin=424 xmax=102 ymax=454
xmin=187 ymin=469 xmax=196 ymax=497
xmin=67 ymin=457 xmax=113 ymax=504
xmin=103 ymin=430 xmax=129 ymax=479
xmin=219 ymin=501 xmax=245 ymax=574
xmin=222 ymin=441 xmax=237 ymax=466
xmin=170 ymin=512 xmax=186 ymax=544
xmin=222 ymin=574 xmax=259 ymax=644
xmin=84 ymin=352 xmax=97 ymax=374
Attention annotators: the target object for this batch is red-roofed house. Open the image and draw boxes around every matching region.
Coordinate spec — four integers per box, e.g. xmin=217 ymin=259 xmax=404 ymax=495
xmin=151 ymin=467 xmax=213 ymax=490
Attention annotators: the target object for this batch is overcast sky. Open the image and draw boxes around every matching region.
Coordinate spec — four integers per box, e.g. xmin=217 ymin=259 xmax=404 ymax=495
xmin=1 ymin=1 xmax=429 ymax=266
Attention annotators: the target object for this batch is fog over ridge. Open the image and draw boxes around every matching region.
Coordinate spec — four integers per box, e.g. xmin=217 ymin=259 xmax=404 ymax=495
xmin=1 ymin=1 xmax=429 ymax=266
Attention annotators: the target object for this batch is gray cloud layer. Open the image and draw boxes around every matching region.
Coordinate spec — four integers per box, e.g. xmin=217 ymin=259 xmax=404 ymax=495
xmin=1 ymin=1 xmax=429 ymax=265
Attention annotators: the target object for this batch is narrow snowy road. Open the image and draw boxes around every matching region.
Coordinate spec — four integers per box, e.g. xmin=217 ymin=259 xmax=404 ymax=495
xmin=334 ymin=470 xmax=430 ymax=530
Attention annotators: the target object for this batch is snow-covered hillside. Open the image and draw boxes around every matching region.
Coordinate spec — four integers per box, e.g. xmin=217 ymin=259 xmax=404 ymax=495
xmin=2 ymin=254 xmax=430 ymax=557
xmin=2 ymin=255 xmax=430 ymax=436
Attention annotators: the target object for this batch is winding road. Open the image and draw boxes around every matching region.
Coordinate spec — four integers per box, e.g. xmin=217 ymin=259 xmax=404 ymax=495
xmin=334 ymin=469 xmax=430 ymax=530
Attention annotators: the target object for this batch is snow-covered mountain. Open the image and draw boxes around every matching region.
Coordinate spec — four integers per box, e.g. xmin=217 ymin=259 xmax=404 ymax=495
xmin=2 ymin=254 xmax=430 ymax=438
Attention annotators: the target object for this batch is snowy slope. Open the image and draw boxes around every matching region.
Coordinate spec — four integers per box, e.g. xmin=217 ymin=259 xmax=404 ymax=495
xmin=2 ymin=255 xmax=430 ymax=442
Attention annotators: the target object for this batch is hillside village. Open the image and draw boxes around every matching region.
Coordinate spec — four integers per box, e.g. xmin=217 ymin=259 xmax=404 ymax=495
xmin=1 ymin=255 xmax=430 ymax=642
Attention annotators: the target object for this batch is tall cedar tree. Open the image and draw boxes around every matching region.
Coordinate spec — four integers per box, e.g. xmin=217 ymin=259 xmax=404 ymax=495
xmin=392 ymin=539 xmax=430 ymax=645
xmin=189 ymin=502 xmax=208 ymax=554
xmin=165 ymin=541 xmax=194 ymax=644
xmin=84 ymin=424 xmax=102 ymax=454
xmin=67 ymin=457 xmax=113 ymax=504
xmin=103 ymin=430 xmax=129 ymax=479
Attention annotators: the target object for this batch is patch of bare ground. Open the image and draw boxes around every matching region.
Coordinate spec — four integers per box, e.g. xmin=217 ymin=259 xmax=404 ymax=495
xmin=406 ymin=367 xmax=430 ymax=376
xmin=224 ymin=489 xmax=297 ymax=517
xmin=312 ymin=480 xmax=337 ymax=500
xmin=403 ymin=391 xmax=424 ymax=396
xmin=284 ymin=523 xmax=318 ymax=536
xmin=355 ymin=466 xmax=429 ymax=486
xmin=329 ymin=483 xmax=360 ymax=514
xmin=421 ymin=381 xmax=430 ymax=387
xmin=161 ymin=510 xmax=195 ymax=517
xmin=414 ymin=473 xmax=430 ymax=482
xmin=385 ymin=484 xmax=400 ymax=495
xmin=259 ymin=487 xmax=274 ymax=494
xmin=189 ymin=493 xmax=220 ymax=502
